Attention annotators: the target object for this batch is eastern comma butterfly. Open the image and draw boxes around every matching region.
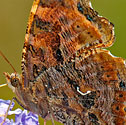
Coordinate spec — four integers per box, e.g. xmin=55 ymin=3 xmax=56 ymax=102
xmin=1 ymin=0 xmax=126 ymax=124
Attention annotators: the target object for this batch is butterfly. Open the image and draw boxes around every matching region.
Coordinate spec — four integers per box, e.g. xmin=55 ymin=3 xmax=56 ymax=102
xmin=1 ymin=0 xmax=126 ymax=124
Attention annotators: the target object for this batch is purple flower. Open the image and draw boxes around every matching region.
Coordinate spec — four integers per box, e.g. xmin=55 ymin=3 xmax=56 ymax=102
xmin=0 ymin=99 xmax=39 ymax=125
xmin=15 ymin=110 xmax=39 ymax=125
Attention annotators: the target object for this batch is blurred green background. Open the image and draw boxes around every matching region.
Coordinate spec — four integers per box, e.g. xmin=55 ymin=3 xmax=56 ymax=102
xmin=0 ymin=0 xmax=126 ymax=124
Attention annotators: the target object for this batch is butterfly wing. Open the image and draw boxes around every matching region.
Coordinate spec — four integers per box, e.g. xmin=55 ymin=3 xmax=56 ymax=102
xmin=16 ymin=0 xmax=125 ymax=124
xmin=35 ymin=49 xmax=125 ymax=124
xmin=21 ymin=0 xmax=114 ymax=87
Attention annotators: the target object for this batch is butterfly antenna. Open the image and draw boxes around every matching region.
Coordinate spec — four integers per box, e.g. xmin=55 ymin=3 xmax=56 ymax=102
xmin=0 ymin=50 xmax=17 ymax=73
xmin=0 ymin=83 xmax=7 ymax=87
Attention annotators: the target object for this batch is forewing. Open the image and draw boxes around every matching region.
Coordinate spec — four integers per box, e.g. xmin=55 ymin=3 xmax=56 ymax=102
xmin=21 ymin=0 xmax=114 ymax=87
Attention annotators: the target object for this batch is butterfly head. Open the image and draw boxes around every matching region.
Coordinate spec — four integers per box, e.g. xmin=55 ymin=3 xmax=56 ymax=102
xmin=4 ymin=72 xmax=21 ymax=93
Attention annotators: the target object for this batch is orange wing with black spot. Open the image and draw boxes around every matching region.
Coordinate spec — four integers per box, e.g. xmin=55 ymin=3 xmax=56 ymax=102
xmin=21 ymin=0 xmax=114 ymax=87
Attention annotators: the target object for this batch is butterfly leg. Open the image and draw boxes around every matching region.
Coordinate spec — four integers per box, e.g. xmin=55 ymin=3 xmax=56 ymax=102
xmin=13 ymin=97 xmax=27 ymax=109
xmin=50 ymin=114 xmax=55 ymax=125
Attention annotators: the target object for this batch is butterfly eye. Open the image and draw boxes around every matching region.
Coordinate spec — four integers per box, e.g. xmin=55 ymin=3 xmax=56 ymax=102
xmin=11 ymin=78 xmax=19 ymax=87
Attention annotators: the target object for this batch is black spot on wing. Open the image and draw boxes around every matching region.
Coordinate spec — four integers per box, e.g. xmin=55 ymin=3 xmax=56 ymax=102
xmin=119 ymin=81 xmax=126 ymax=89
xmin=88 ymin=113 xmax=99 ymax=124
xmin=79 ymin=91 xmax=96 ymax=109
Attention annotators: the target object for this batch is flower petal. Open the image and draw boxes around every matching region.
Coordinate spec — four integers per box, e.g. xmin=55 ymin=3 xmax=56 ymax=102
xmin=0 ymin=99 xmax=39 ymax=125
xmin=0 ymin=99 xmax=14 ymax=116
